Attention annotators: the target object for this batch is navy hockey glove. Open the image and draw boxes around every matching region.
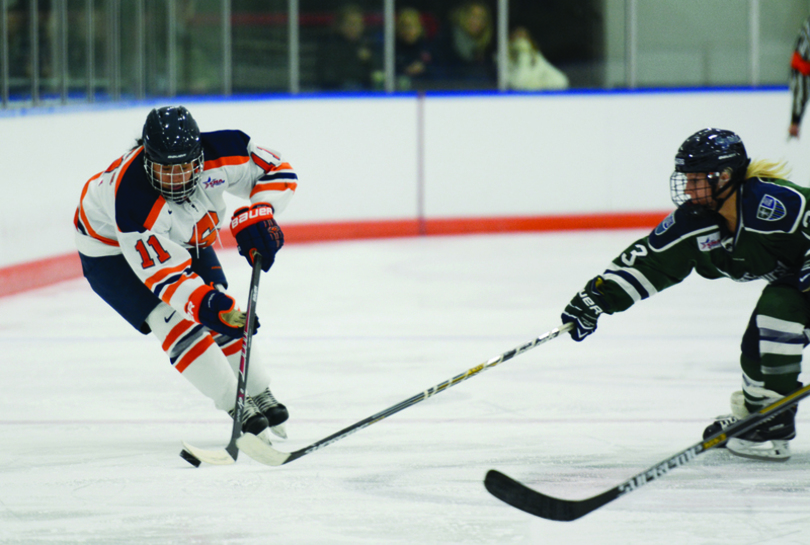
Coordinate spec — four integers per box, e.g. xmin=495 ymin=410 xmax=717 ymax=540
xmin=190 ymin=288 xmax=259 ymax=338
xmin=561 ymin=277 xmax=609 ymax=342
xmin=230 ymin=203 xmax=284 ymax=272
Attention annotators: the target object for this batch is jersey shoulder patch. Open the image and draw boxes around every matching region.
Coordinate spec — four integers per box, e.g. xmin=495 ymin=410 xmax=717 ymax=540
xmin=740 ymin=178 xmax=806 ymax=234
xmin=647 ymin=208 xmax=720 ymax=251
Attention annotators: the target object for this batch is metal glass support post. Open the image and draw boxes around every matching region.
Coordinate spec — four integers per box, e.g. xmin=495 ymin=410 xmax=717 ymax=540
xmin=58 ymin=0 xmax=68 ymax=104
xmin=135 ymin=0 xmax=145 ymax=99
xmin=1 ymin=0 xmax=8 ymax=107
xmin=289 ymin=0 xmax=299 ymax=94
xmin=30 ymin=0 xmax=39 ymax=105
xmin=222 ymin=0 xmax=231 ymax=96
xmin=497 ymin=0 xmax=507 ymax=91
xmin=109 ymin=0 xmax=121 ymax=101
xmin=625 ymin=0 xmax=637 ymax=89
xmin=168 ymin=0 xmax=177 ymax=97
xmin=383 ymin=0 xmax=394 ymax=93
xmin=86 ymin=0 xmax=94 ymax=102
xmin=749 ymin=0 xmax=760 ymax=86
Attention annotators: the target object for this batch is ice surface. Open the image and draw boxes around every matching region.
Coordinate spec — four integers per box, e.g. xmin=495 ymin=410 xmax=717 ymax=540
xmin=1 ymin=231 xmax=808 ymax=544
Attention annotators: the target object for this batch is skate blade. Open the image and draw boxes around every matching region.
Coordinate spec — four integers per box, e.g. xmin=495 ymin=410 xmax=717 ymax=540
xmin=727 ymin=438 xmax=791 ymax=462
xmin=270 ymin=423 xmax=287 ymax=439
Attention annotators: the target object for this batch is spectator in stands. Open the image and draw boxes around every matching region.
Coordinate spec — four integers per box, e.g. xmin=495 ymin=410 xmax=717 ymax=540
xmin=317 ymin=3 xmax=382 ymax=91
xmin=506 ymin=26 xmax=568 ymax=91
xmin=395 ymin=7 xmax=435 ymax=90
xmin=434 ymin=0 xmax=496 ymax=88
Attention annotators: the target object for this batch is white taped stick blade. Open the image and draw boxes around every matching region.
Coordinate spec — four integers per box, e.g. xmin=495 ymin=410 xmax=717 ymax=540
xmin=236 ymin=433 xmax=291 ymax=466
xmin=180 ymin=441 xmax=236 ymax=465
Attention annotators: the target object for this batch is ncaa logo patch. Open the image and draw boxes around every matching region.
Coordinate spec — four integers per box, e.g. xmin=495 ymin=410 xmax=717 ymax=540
xmin=654 ymin=213 xmax=676 ymax=235
xmin=756 ymin=195 xmax=786 ymax=221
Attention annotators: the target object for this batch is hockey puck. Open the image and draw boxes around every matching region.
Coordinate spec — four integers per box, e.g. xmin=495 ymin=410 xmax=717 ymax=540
xmin=180 ymin=449 xmax=202 ymax=468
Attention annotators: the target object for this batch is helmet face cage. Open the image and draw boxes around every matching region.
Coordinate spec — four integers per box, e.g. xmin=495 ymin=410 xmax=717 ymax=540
xmin=669 ymin=170 xmax=724 ymax=213
xmin=144 ymin=153 xmax=204 ymax=203
xmin=142 ymin=106 xmax=204 ymax=203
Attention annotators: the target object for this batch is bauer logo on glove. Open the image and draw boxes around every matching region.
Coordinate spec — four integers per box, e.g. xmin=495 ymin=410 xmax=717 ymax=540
xmin=561 ymin=276 xmax=611 ymax=342
xmin=230 ymin=203 xmax=284 ymax=272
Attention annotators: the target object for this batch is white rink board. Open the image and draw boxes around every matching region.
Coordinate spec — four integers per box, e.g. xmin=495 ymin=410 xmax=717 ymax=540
xmin=0 ymin=89 xmax=807 ymax=267
xmin=0 ymin=231 xmax=807 ymax=544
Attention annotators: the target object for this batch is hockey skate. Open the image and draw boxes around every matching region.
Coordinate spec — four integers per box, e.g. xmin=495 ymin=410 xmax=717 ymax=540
xmin=229 ymin=397 xmax=273 ymax=444
xmin=253 ymin=387 xmax=289 ymax=439
xmin=705 ymin=389 xmax=797 ymax=461
xmin=726 ymin=407 xmax=796 ymax=461
xmin=703 ymin=390 xmax=747 ymax=447
xmin=703 ymin=414 xmax=741 ymax=447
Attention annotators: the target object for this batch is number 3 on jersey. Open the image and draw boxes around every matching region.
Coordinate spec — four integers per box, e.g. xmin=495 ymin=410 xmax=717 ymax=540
xmin=135 ymin=235 xmax=171 ymax=269
xmin=621 ymin=243 xmax=648 ymax=267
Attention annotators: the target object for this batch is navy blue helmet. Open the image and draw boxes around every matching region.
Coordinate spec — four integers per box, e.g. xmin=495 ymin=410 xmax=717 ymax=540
xmin=142 ymin=106 xmax=204 ymax=202
xmin=670 ymin=128 xmax=750 ymax=214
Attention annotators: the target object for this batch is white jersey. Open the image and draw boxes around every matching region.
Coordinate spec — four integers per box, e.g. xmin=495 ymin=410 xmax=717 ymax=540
xmin=74 ymin=129 xmax=297 ymax=319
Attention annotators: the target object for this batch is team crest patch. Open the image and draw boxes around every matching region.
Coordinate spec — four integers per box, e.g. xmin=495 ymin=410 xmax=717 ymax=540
xmin=756 ymin=195 xmax=786 ymax=221
xmin=697 ymin=232 xmax=722 ymax=252
xmin=654 ymin=213 xmax=676 ymax=235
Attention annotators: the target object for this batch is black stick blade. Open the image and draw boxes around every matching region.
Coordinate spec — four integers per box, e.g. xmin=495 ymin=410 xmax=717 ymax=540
xmin=484 ymin=470 xmax=612 ymax=522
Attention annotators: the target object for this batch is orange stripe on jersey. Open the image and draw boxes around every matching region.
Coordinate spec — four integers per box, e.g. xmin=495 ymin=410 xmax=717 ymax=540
xmin=221 ymin=337 xmax=243 ymax=357
xmin=78 ymin=176 xmax=119 ymax=247
xmin=144 ymin=197 xmax=167 ymax=230
xmin=205 ymin=156 xmax=249 ymax=170
xmin=175 ymin=334 xmax=216 ymax=373
xmin=250 ymin=181 xmax=298 ymax=198
xmin=144 ymin=259 xmax=192 ymax=290
xmin=162 ymin=319 xmax=195 ymax=352
xmin=250 ymin=152 xmax=274 ymax=173
xmin=105 ymin=156 xmax=123 ymax=174
xmin=269 ymin=162 xmax=293 ymax=172
xmin=162 ymin=273 xmax=194 ymax=303
xmin=113 ymin=148 xmax=143 ymax=197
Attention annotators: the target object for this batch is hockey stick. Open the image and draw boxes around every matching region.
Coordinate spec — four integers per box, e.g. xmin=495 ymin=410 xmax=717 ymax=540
xmin=180 ymin=252 xmax=263 ymax=467
xmin=484 ymin=381 xmax=810 ymax=521
xmin=231 ymin=322 xmax=575 ymax=466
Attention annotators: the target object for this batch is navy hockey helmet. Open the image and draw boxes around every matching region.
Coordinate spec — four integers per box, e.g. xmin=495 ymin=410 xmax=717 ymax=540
xmin=670 ymin=128 xmax=750 ymax=214
xmin=142 ymin=106 xmax=204 ymax=202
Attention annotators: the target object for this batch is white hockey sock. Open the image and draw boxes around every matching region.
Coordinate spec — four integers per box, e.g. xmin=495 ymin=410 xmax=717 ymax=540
xmin=146 ymin=304 xmax=237 ymax=411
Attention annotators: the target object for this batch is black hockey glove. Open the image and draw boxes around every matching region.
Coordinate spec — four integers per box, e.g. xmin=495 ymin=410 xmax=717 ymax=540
xmin=561 ymin=276 xmax=609 ymax=342
xmin=230 ymin=203 xmax=284 ymax=272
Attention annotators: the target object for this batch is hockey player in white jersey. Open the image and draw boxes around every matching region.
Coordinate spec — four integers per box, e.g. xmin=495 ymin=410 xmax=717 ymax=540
xmin=74 ymin=105 xmax=295 ymax=440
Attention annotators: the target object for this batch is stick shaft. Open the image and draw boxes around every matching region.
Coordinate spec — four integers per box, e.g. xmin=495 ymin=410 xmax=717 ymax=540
xmin=276 ymin=323 xmax=574 ymax=464
xmin=485 ymin=381 xmax=810 ymax=521
xmin=226 ymin=253 xmax=263 ymax=460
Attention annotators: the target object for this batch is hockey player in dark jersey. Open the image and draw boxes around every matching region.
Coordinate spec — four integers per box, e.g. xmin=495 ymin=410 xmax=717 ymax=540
xmin=75 ymin=106 xmax=296 ymax=443
xmin=562 ymin=128 xmax=806 ymax=461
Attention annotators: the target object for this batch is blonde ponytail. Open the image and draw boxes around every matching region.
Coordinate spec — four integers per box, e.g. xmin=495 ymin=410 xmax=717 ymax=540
xmin=745 ymin=159 xmax=791 ymax=181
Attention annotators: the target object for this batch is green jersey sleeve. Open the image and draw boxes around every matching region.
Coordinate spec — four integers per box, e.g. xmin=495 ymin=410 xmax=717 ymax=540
xmin=596 ymin=209 xmax=726 ymax=313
